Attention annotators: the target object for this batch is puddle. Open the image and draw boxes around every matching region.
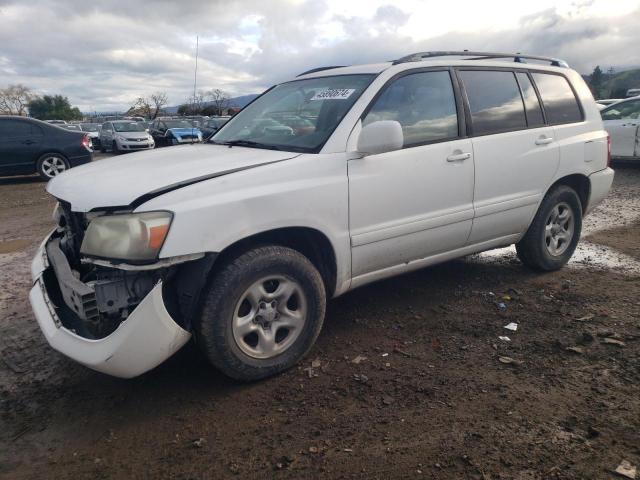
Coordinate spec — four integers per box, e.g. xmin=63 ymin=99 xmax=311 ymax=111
xmin=470 ymin=240 xmax=640 ymax=275
xmin=474 ymin=240 xmax=640 ymax=275
xmin=0 ymin=239 xmax=30 ymax=254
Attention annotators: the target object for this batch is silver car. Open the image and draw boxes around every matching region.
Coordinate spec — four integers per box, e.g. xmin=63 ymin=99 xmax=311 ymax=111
xmin=99 ymin=120 xmax=155 ymax=154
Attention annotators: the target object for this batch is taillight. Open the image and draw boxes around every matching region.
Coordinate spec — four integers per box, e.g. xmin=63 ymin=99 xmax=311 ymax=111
xmin=606 ymin=133 xmax=612 ymax=168
xmin=81 ymin=134 xmax=92 ymax=150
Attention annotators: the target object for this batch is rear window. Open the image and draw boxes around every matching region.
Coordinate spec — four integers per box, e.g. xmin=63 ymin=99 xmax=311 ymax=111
xmin=531 ymin=73 xmax=582 ymax=125
xmin=0 ymin=120 xmax=32 ymax=136
xmin=459 ymin=70 xmax=526 ymax=136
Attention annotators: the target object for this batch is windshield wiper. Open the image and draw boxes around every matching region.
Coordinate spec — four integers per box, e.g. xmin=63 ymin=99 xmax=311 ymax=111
xmin=218 ymin=139 xmax=285 ymax=151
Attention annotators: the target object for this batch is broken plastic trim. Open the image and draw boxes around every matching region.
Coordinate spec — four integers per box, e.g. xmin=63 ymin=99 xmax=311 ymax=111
xmin=81 ymin=252 xmax=206 ymax=271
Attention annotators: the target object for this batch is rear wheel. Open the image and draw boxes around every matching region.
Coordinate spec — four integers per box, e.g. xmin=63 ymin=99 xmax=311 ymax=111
xmin=516 ymin=185 xmax=582 ymax=271
xmin=36 ymin=153 xmax=69 ymax=180
xmin=195 ymin=246 xmax=326 ymax=381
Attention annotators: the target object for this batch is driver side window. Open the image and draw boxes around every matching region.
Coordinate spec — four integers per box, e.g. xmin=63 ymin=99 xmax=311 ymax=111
xmin=602 ymin=101 xmax=640 ymax=120
xmin=363 ymin=70 xmax=459 ymax=147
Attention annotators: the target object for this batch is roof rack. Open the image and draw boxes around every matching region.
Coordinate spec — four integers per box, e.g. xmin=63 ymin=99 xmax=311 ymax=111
xmin=296 ymin=66 xmax=346 ymax=77
xmin=392 ymin=51 xmax=569 ymax=68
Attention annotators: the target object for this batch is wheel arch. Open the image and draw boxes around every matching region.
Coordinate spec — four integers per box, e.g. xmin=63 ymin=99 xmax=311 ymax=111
xmin=213 ymin=226 xmax=338 ymax=297
xmin=547 ymin=173 xmax=590 ymax=215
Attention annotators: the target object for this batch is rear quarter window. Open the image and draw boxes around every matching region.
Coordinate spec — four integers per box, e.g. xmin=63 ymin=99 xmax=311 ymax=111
xmin=531 ymin=73 xmax=583 ymax=125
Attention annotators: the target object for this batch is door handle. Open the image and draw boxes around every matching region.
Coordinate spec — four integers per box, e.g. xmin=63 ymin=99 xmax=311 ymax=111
xmin=535 ymin=136 xmax=554 ymax=146
xmin=446 ymin=152 xmax=471 ymax=162
xmin=22 ymin=139 xmax=36 ymax=145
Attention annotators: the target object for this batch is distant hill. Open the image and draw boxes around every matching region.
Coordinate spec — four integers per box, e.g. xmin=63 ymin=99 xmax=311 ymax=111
xmin=601 ymin=69 xmax=640 ymax=98
xmin=585 ymin=67 xmax=640 ymax=99
xmin=164 ymin=93 xmax=259 ymax=115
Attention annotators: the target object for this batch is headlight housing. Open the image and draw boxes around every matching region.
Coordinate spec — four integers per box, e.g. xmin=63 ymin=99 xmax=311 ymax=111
xmin=80 ymin=211 xmax=173 ymax=262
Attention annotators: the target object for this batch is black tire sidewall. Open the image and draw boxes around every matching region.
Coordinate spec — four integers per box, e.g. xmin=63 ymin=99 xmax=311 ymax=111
xmin=196 ymin=246 xmax=326 ymax=381
xmin=36 ymin=153 xmax=69 ymax=180
xmin=518 ymin=186 xmax=582 ymax=271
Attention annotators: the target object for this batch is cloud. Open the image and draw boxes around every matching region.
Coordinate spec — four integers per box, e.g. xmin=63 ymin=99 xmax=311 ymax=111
xmin=0 ymin=0 xmax=638 ymax=111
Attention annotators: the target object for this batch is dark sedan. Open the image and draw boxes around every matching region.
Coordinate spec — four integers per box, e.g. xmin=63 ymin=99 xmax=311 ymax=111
xmin=200 ymin=116 xmax=230 ymax=140
xmin=0 ymin=116 xmax=93 ymax=180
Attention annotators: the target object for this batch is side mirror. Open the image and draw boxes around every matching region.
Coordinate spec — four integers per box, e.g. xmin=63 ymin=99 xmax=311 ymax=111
xmin=357 ymin=120 xmax=403 ymax=155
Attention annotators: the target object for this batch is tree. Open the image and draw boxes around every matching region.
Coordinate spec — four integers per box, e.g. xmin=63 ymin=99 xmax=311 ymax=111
xmin=206 ymin=88 xmax=231 ymax=115
xmin=0 ymin=84 xmax=37 ymax=116
xmin=28 ymin=95 xmax=82 ymax=121
xmin=589 ymin=65 xmax=604 ymax=99
xmin=126 ymin=91 xmax=168 ymax=119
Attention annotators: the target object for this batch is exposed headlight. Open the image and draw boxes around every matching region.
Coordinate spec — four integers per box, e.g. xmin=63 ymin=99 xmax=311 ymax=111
xmin=80 ymin=211 xmax=173 ymax=262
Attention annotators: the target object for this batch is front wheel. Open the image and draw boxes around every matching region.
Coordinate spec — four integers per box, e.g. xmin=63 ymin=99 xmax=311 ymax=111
xmin=111 ymin=141 xmax=120 ymax=154
xmin=516 ymin=185 xmax=582 ymax=271
xmin=195 ymin=246 xmax=326 ymax=381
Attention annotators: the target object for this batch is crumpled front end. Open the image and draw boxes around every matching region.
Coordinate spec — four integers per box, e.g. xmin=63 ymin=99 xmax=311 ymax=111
xmin=28 ymin=206 xmax=194 ymax=378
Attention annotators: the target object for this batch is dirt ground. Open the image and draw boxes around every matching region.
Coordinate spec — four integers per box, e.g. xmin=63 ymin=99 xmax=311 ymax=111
xmin=0 ymin=161 xmax=639 ymax=480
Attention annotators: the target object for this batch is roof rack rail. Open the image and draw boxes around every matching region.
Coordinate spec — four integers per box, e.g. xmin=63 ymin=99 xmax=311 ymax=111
xmin=296 ymin=66 xmax=346 ymax=77
xmin=392 ymin=51 xmax=569 ymax=68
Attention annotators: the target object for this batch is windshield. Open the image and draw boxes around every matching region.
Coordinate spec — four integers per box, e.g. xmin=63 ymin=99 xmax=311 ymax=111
xmin=113 ymin=122 xmax=146 ymax=132
xmin=164 ymin=120 xmax=193 ymax=129
xmin=80 ymin=123 xmax=99 ymax=132
xmin=212 ymin=74 xmax=375 ymax=152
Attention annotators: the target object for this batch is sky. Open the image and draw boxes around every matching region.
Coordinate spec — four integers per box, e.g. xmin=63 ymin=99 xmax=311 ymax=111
xmin=0 ymin=0 xmax=639 ymax=112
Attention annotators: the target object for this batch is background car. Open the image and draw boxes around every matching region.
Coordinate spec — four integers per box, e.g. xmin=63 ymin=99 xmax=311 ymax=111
xmin=200 ymin=116 xmax=230 ymax=139
xmin=0 ymin=116 xmax=92 ymax=179
xmin=44 ymin=120 xmax=67 ymax=125
xmin=601 ymin=96 xmax=640 ymax=159
xmin=149 ymin=119 xmax=202 ymax=146
xmin=99 ymin=120 xmax=155 ymax=154
xmin=595 ymin=98 xmax=623 ymax=110
xmin=625 ymin=88 xmax=640 ymax=98
xmin=61 ymin=124 xmax=82 ymax=131
xmin=80 ymin=123 xmax=102 ymax=150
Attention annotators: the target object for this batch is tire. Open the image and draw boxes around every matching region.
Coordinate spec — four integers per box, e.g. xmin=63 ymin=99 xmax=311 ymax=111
xmin=99 ymin=142 xmax=106 ymax=153
xmin=516 ymin=185 xmax=582 ymax=271
xmin=36 ymin=153 xmax=70 ymax=180
xmin=195 ymin=246 xmax=326 ymax=381
xmin=111 ymin=141 xmax=120 ymax=155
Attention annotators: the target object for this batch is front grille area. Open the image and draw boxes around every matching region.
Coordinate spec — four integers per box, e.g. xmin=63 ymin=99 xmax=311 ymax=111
xmin=58 ymin=201 xmax=87 ymax=267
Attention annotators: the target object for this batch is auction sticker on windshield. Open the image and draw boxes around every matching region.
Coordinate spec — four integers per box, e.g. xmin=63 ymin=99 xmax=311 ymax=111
xmin=311 ymin=88 xmax=355 ymax=100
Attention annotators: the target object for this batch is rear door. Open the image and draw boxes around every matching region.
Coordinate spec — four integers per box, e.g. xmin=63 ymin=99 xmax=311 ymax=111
xmin=601 ymin=99 xmax=640 ymax=157
xmin=457 ymin=69 xmax=560 ymax=244
xmin=0 ymin=119 xmax=42 ymax=173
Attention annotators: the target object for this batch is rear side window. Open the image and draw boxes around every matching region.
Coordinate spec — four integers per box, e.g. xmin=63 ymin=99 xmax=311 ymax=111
xmin=516 ymin=72 xmax=545 ymax=127
xmin=531 ymin=73 xmax=582 ymax=125
xmin=363 ymin=70 xmax=458 ymax=147
xmin=0 ymin=120 xmax=32 ymax=136
xmin=459 ymin=70 xmax=526 ymax=135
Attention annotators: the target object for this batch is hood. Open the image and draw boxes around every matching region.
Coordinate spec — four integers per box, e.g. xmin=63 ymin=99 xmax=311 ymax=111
xmin=47 ymin=144 xmax=300 ymax=211
xmin=168 ymin=127 xmax=202 ymax=136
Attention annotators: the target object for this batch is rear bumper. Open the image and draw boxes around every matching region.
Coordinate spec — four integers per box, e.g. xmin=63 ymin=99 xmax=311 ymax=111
xmin=586 ymin=167 xmax=615 ymax=214
xmin=29 ymin=234 xmax=191 ymax=378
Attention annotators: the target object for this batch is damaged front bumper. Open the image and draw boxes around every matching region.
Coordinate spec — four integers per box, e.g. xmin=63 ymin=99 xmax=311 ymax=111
xmin=29 ymin=232 xmax=192 ymax=378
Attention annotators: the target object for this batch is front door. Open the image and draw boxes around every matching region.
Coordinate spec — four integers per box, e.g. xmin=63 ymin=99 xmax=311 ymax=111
xmin=602 ymin=99 xmax=640 ymax=157
xmin=348 ymin=70 xmax=474 ymax=278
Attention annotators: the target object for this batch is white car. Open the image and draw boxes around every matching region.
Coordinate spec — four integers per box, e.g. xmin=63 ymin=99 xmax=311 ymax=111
xmin=601 ymin=96 xmax=640 ymax=159
xmin=29 ymin=51 xmax=614 ymax=380
xmin=99 ymin=120 xmax=155 ymax=153
xmin=595 ymin=99 xmax=623 ymax=110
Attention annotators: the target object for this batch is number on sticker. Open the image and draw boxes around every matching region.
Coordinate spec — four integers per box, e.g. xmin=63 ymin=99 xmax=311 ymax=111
xmin=311 ymin=88 xmax=355 ymax=100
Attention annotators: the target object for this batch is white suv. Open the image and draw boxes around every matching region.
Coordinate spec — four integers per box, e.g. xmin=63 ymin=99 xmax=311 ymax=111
xmin=29 ymin=51 xmax=614 ymax=380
